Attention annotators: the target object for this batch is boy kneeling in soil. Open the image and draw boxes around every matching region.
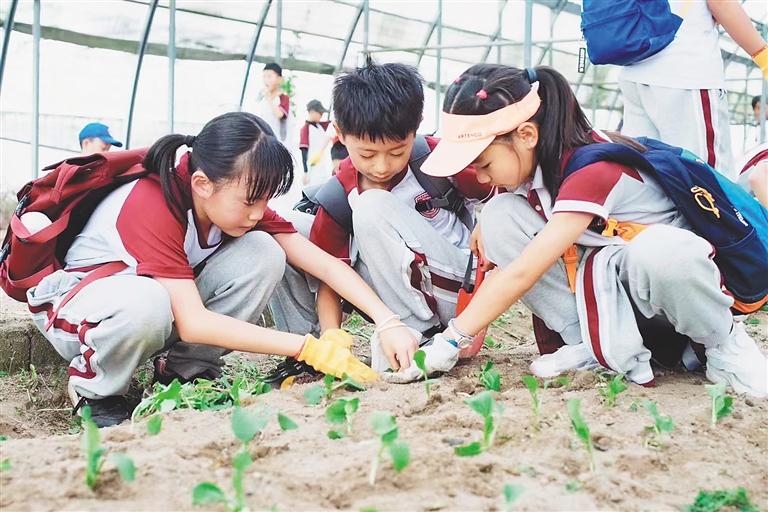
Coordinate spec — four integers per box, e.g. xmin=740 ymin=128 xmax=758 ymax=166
xmin=269 ymin=60 xmax=493 ymax=378
xmin=23 ymin=112 xmax=418 ymax=427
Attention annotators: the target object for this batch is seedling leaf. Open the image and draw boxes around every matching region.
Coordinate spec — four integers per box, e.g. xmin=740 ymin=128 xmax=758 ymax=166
xmin=479 ymin=362 xmax=501 ymax=392
xmin=231 ymin=407 xmax=268 ymax=444
xmin=454 ymin=441 xmax=484 ymax=457
xmin=304 ymin=385 xmax=325 ymax=406
xmin=192 ymin=482 xmax=228 ymax=506
xmin=413 ymin=350 xmax=432 ymax=397
xmin=327 ymin=430 xmax=345 ymax=440
xmin=567 ymin=399 xmax=595 ymax=471
xmin=388 ymin=442 xmax=410 ymax=472
xmin=0 ymin=459 xmax=10 ymax=472
xmin=599 ymin=374 xmax=628 ymax=408
xmin=146 ymin=415 xmax=163 ymax=436
xmin=685 ymin=487 xmax=758 ymax=512
xmin=503 ymin=483 xmax=525 ymax=509
xmin=110 ymin=453 xmax=135 ymax=482
xmin=705 ymin=383 xmax=733 ymax=426
xmin=277 ymin=412 xmax=298 ymax=431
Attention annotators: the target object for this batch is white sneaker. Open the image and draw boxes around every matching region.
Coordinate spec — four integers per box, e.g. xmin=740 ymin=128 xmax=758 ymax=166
xmin=530 ymin=342 xmax=599 ymax=378
xmin=705 ymin=322 xmax=768 ymax=398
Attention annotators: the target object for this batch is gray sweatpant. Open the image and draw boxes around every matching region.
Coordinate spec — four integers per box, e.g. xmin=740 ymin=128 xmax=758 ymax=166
xmin=27 ymin=230 xmax=288 ymax=399
xmin=481 ymin=193 xmax=735 ymax=385
xmin=270 ymin=189 xmax=472 ymax=335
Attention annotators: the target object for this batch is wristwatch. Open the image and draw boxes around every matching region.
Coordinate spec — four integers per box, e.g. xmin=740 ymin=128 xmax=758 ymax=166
xmin=446 ymin=319 xmax=474 ymax=349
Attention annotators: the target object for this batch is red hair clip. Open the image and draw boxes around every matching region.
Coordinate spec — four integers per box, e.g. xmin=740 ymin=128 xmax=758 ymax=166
xmin=475 ymin=89 xmax=488 ymax=100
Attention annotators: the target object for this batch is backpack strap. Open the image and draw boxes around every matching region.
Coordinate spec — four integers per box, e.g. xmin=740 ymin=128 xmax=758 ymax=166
xmin=313 ymin=176 xmax=354 ymax=233
xmin=410 ymin=135 xmax=474 ymax=230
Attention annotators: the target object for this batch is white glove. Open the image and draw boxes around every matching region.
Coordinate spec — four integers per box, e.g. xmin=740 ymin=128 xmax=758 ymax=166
xmin=381 ymin=333 xmax=460 ymax=384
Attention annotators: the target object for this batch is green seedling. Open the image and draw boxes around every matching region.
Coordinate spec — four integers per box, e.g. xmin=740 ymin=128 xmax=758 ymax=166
xmin=0 ymin=459 xmax=10 ymax=472
xmin=543 ymin=376 xmax=570 ymax=389
xmin=599 ymin=374 xmax=628 ymax=408
xmin=643 ymin=401 xmax=674 ymax=447
xmin=565 ymin=479 xmax=582 ymax=493
xmin=304 ymin=374 xmax=365 ymax=406
xmin=686 ymin=487 xmax=758 ymax=512
xmin=521 ymin=375 xmax=541 ymax=429
xmin=277 ymin=412 xmax=298 ymax=431
xmin=132 ymin=374 xmax=270 ymax=423
xmin=81 ymin=406 xmax=135 ymax=489
xmin=368 ymin=412 xmax=410 ymax=485
xmin=705 ymin=383 xmax=733 ymax=427
xmin=455 ymin=391 xmax=503 ymax=456
xmin=479 ymin=362 xmax=501 ymax=392
xmin=193 ymin=406 xmax=269 ymax=511
xmin=146 ymin=415 xmax=163 ymax=436
xmin=326 ymin=397 xmax=359 ymax=439
xmin=483 ymin=337 xmax=503 ymax=350
xmin=566 ymin=399 xmax=595 ymax=472
xmin=502 ymin=484 xmax=524 ymax=511
xmin=413 ymin=350 xmax=438 ymax=398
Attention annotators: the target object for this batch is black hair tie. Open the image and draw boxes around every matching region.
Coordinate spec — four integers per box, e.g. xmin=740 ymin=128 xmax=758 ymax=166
xmin=184 ymin=135 xmax=196 ymax=147
xmin=525 ymin=67 xmax=538 ymax=84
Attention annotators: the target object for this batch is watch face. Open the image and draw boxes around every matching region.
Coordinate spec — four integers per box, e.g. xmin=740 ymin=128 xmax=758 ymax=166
xmin=457 ymin=336 xmax=473 ymax=349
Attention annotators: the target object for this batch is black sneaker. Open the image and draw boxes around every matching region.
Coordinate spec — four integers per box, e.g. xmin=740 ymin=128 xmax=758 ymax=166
xmin=264 ymin=358 xmax=320 ymax=388
xmin=71 ymin=393 xmax=133 ymax=428
xmin=152 ymin=355 xmax=221 ymax=386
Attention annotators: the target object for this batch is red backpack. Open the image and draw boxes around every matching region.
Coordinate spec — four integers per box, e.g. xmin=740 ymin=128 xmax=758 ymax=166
xmin=0 ymin=149 xmax=149 ymax=309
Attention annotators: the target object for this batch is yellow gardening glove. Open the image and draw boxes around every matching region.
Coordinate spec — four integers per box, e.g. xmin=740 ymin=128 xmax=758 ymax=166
xmin=309 ymin=152 xmax=323 ymax=166
xmin=753 ymin=45 xmax=768 ymax=80
xmin=320 ymin=328 xmax=354 ymax=349
xmin=296 ymin=334 xmax=379 ymax=383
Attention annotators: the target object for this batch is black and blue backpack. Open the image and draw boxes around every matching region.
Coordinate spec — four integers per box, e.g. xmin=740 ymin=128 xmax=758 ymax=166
xmin=563 ymin=137 xmax=768 ymax=314
xmin=581 ymin=0 xmax=683 ymax=66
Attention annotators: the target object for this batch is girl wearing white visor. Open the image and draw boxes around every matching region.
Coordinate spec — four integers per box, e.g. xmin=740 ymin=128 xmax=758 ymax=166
xmin=383 ymin=64 xmax=767 ymax=399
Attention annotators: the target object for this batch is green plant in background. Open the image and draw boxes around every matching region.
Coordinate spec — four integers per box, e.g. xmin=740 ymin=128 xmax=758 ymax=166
xmin=521 ymin=375 xmax=541 ymax=429
xmin=479 ymin=362 xmax=501 ymax=392
xmin=685 ymin=487 xmax=758 ymax=512
xmin=455 ymin=391 xmax=502 ymax=457
xmin=368 ymin=412 xmax=410 ymax=485
xmin=277 ymin=412 xmax=298 ymax=431
xmin=543 ymin=376 xmax=570 ymax=389
xmin=304 ymin=374 xmax=365 ymax=406
xmin=502 ymin=484 xmax=525 ymax=511
xmin=599 ymin=374 xmax=628 ymax=408
xmin=132 ymin=374 xmax=271 ymax=423
xmin=705 ymin=383 xmax=733 ymax=427
xmin=643 ymin=401 xmax=674 ymax=447
xmin=326 ymin=397 xmax=359 ymax=439
xmin=81 ymin=406 xmax=135 ymax=489
xmin=483 ymin=337 xmax=504 ymax=350
xmin=192 ymin=406 xmax=269 ymax=511
xmin=146 ymin=414 xmax=163 ymax=436
xmin=0 ymin=459 xmax=10 ymax=472
xmin=566 ymin=399 xmax=595 ymax=472
xmin=413 ymin=350 xmax=437 ymax=398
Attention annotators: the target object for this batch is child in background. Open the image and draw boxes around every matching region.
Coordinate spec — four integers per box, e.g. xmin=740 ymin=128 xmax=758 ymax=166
xmin=255 ymin=62 xmax=292 ymax=144
xmin=299 ymin=100 xmax=334 ymax=185
xmin=26 ymin=112 xmax=416 ymax=427
xmin=385 ymin=64 xmax=767 ymax=399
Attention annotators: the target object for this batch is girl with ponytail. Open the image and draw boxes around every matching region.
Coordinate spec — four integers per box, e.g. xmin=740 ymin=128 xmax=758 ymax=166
xmin=29 ymin=111 xmax=418 ymax=427
xmin=384 ymin=65 xmax=766 ymax=399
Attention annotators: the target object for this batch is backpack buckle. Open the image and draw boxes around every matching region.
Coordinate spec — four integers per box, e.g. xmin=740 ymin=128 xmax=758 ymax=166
xmin=14 ymin=194 xmax=29 ymax=216
xmin=0 ymin=243 xmax=9 ymax=266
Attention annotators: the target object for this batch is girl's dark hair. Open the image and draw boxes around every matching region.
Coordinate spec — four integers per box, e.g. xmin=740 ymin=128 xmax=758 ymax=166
xmin=443 ymin=64 xmax=593 ymax=198
xmin=144 ymin=112 xmax=293 ymax=221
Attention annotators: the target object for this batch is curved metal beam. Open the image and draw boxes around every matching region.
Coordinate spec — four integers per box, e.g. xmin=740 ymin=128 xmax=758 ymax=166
xmin=415 ymin=12 xmax=441 ymax=67
xmin=481 ymin=0 xmax=508 ymax=63
xmin=336 ymin=1 xmax=365 ymax=71
xmin=239 ymin=0 xmax=273 ymax=110
xmin=0 ymin=0 xmax=19 ymax=97
xmin=125 ymin=0 xmax=158 ymax=149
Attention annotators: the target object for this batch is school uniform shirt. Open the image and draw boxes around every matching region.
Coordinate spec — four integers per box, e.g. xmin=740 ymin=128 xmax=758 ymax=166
xmin=511 ymin=131 xmax=687 ymax=248
xmin=736 ymin=142 xmax=768 ymax=194
xmin=255 ymin=93 xmax=292 ymax=142
xmin=299 ymin=121 xmax=334 ymax=182
xmin=619 ymin=0 xmax=725 ymax=90
xmin=64 ymin=153 xmax=296 ymax=279
xmin=309 ymin=136 xmax=494 ymax=264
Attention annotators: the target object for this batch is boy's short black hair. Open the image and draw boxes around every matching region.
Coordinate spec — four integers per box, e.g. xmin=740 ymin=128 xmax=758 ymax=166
xmin=264 ymin=62 xmax=283 ymax=76
xmin=753 ymin=95 xmax=763 ymax=109
xmin=332 ymin=59 xmax=424 ymax=142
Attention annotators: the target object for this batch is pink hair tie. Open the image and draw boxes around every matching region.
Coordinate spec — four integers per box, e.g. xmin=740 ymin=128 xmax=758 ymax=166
xmin=453 ymin=77 xmax=462 ymax=84
xmin=475 ymin=89 xmax=488 ymax=100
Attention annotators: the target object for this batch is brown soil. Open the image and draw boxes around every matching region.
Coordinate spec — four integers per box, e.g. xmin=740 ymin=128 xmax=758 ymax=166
xmin=1 ymin=305 xmax=767 ymax=511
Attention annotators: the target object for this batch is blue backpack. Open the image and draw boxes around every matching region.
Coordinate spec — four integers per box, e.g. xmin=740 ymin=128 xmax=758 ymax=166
xmin=581 ymin=0 xmax=682 ymax=66
xmin=563 ymin=138 xmax=768 ymax=313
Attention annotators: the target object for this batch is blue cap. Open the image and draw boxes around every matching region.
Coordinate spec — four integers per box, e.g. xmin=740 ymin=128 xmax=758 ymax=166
xmin=78 ymin=123 xmax=123 ymax=147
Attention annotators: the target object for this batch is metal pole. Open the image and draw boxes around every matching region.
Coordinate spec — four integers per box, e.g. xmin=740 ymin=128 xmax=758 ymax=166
xmin=168 ymin=0 xmax=175 ymax=133
xmin=239 ymin=0 xmax=273 ymax=110
xmin=0 ymin=0 xmax=19 ymax=98
xmin=363 ymin=0 xmax=370 ymax=55
xmin=435 ymin=0 xmax=442 ymax=132
xmin=32 ymin=0 xmax=40 ymax=177
xmin=591 ymin=65 xmax=598 ymax=124
xmin=524 ymin=0 xmax=533 ymax=67
xmin=275 ymin=0 xmax=282 ymax=64
xmin=125 ymin=0 xmax=158 ymax=150
xmin=497 ymin=0 xmax=504 ymax=64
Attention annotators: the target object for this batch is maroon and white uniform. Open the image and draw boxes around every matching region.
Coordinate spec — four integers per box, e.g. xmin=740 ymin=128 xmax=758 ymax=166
xmin=27 ymin=153 xmax=296 ymax=398
xmin=306 ymin=135 xmax=494 ymax=333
